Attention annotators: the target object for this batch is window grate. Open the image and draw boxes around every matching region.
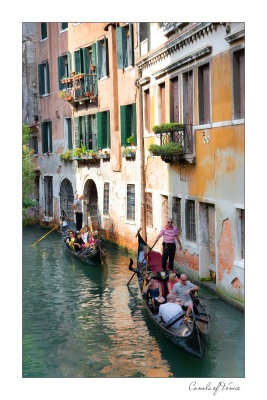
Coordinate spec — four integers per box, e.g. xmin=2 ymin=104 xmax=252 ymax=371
xmin=172 ymin=197 xmax=181 ymax=233
xmin=127 ymin=184 xmax=135 ymax=221
xmin=186 ymin=200 xmax=196 ymax=241
xmin=103 ymin=182 xmax=110 ymax=216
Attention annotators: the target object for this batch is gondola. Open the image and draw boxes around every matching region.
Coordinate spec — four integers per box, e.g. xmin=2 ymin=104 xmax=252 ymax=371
xmin=128 ymin=233 xmax=210 ymax=358
xmin=60 ymin=212 xmax=106 ymax=266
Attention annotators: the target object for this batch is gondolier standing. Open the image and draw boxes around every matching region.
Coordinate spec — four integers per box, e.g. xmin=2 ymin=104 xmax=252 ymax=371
xmin=156 ymin=218 xmax=182 ymax=272
xmin=73 ymin=194 xmax=84 ymax=231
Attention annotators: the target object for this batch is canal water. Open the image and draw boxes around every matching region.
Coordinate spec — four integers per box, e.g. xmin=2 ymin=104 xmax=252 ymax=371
xmin=23 ymin=226 xmax=244 ymax=378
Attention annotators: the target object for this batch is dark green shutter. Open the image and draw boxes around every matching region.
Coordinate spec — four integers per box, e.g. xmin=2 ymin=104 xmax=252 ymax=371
xmin=129 ymin=23 xmax=134 ymax=67
xmin=120 ymin=105 xmax=127 ymax=146
xmin=74 ymin=117 xmax=80 ymax=148
xmin=61 ymin=23 xmax=68 ymax=30
xmin=83 ymin=47 xmax=90 ymax=73
xmin=132 ymin=103 xmax=137 ymax=144
xmin=57 ymin=56 xmax=63 ymax=90
xmin=116 ymin=27 xmax=124 ymax=69
xmin=38 ymin=64 xmax=44 ymax=95
xmin=79 ymin=48 xmax=84 ymax=73
xmin=48 ymin=121 xmax=52 ymax=152
xmin=91 ymin=43 xmax=97 ymax=95
xmin=91 ymin=43 xmax=96 ymax=66
xmin=84 ymin=115 xmax=90 ymax=149
xmin=67 ymin=52 xmax=72 ymax=76
xmin=104 ymin=36 xmax=109 ymax=77
xmin=74 ymin=50 xmax=81 ymax=73
xmin=96 ymin=40 xmax=102 ymax=79
xmin=46 ymin=61 xmax=50 ymax=94
xmin=41 ymin=23 xmax=47 ymax=39
xmin=67 ymin=118 xmax=73 ymax=150
xmin=97 ymin=112 xmax=107 ymax=149
xmin=106 ymin=110 xmax=110 ymax=148
xmin=80 ymin=116 xmax=85 ymax=147
xmin=42 ymin=122 xmax=48 ymax=153
xmin=125 ymin=105 xmax=132 ymax=141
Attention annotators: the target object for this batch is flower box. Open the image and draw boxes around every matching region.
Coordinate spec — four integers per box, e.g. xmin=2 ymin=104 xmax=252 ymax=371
xmin=98 ymin=154 xmax=110 ymax=159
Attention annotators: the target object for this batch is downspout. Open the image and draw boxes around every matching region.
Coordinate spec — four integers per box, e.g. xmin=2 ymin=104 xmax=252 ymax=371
xmin=137 ymin=67 xmax=147 ymax=242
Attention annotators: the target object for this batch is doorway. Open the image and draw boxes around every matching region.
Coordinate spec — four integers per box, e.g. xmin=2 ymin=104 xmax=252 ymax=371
xmin=83 ymin=179 xmax=98 ymax=231
xmin=199 ymin=202 xmax=216 ymax=280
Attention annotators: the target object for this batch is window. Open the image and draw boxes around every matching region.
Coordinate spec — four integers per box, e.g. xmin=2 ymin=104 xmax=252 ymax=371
xmin=145 ymin=192 xmax=153 ymax=228
xmin=236 ymin=208 xmax=245 ymax=259
xmin=233 ymin=48 xmax=244 ymax=119
xmin=41 ymin=23 xmax=47 ymax=40
xmin=161 ymin=195 xmax=168 ymax=227
xmin=103 ymin=182 xmax=110 ymax=216
xmin=44 ymin=176 xmax=53 ymax=217
xmin=57 ymin=53 xmax=72 ymax=90
xmin=127 ymin=184 xmax=135 ymax=221
xmin=74 ymin=45 xmax=98 ymax=96
xmin=30 ymin=136 xmax=38 ymax=154
xmin=61 ymin=23 xmax=68 ymax=31
xmin=96 ymin=37 xmax=109 ymax=79
xmin=120 ymin=103 xmax=136 ymax=146
xmin=74 ymin=115 xmax=97 ymax=150
xmin=172 ymin=197 xmax=181 ymax=233
xmin=64 ymin=118 xmax=72 ymax=150
xmin=170 ymin=77 xmax=179 ymax=123
xmin=38 ymin=61 xmax=50 ymax=95
xmin=144 ymin=89 xmax=151 ymax=132
xmin=97 ymin=111 xmax=110 ymax=149
xmin=186 ymin=200 xmax=196 ymax=241
xmin=42 ymin=121 xmax=52 ymax=154
xmin=59 ymin=179 xmax=74 ymax=220
xmin=183 ymin=70 xmax=193 ymax=125
xmin=116 ymin=23 xmax=134 ymax=69
xmin=159 ymin=82 xmax=166 ymax=124
xmin=198 ymin=63 xmax=210 ymax=124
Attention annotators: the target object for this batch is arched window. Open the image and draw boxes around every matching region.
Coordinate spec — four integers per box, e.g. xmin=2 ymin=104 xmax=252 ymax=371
xmin=59 ymin=179 xmax=74 ymax=220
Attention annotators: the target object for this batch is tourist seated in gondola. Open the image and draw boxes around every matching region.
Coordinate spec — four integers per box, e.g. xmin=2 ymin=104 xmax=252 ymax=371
xmin=66 ymin=230 xmax=75 ymax=249
xmin=80 ymin=226 xmax=89 ymax=244
xmin=143 ymin=274 xmax=165 ymax=306
xmin=172 ymin=273 xmax=199 ymax=314
xmin=158 ymin=293 xmax=183 ymax=328
xmin=73 ymin=232 xmax=85 ymax=252
xmin=167 ymin=273 xmax=180 ymax=295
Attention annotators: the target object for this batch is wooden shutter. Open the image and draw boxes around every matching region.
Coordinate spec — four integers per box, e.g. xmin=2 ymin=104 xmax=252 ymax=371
xmin=83 ymin=47 xmax=90 ymax=73
xmin=67 ymin=52 xmax=72 ymax=76
xmin=170 ymin=77 xmax=179 ymax=123
xmin=239 ymin=49 xmax=245 ymax=118
xmin=42 ymin=122 xmax=48 ymax=153
xmin=67 ymin=118 xmax=73 ymax=150
xmin=104 ymin=36 xmax=109 ymax=77
xmin=74 ymin=117 xmax=80 ymax=148
xmin=45 ymin=61 xmax=50 ymax=94
xmin=48 ymin=121 xmax=52 ymax=152
xmin=38 ymin=64 xmax=45 ymax=95
xmin=96 ymin=40 xmax=103 ymax=79
xmin=91 ymin=43 xmax=96 ymax=66
xmin=57 ymin=56 xmax=63 ymax=90
xmin=106 ymin=110 xmax=110 ymax=148
xmin=80 ymin=116 xmax=85 ymax=147
xmin=129 ymin=23 xmax=134 ymax=66
xmin=74 ymin=50 xmax=81 ymax=73
xmin=41 ymin=23 xmax=47 ymax=39
xmin=203 ymin=64 xmax=210 ymax=124
xmin=97 ymin=111 xmax=107 ymax=149
xmin=132 ymin=103 xmax=137 ymax=145
xmin=84 ymin=115 xmax=89 ymax=149
xmin=116 ymin=26 xmax=127 ymax=69
xmin=120 ymin=105 xmax=129 ymax=146
xmin=160 ymin=83 xmax=166 ymax=124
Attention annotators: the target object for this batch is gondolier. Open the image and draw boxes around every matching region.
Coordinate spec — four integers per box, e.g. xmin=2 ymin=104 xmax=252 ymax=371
xmin=73 ymin=194 xmax=84 ymax=231
xmin=156 ymin=218 xmax=182 ymax=272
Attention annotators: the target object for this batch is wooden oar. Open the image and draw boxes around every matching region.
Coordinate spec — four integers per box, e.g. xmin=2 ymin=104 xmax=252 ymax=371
xmin=31 ymin=211 xmax=75 ymax=247
xmin=127 ymin=235 xmax=160 ymax=286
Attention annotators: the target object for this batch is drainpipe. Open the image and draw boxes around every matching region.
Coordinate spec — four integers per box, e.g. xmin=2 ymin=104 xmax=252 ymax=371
xmin=137 ymin=67 xmax=147 ymax=242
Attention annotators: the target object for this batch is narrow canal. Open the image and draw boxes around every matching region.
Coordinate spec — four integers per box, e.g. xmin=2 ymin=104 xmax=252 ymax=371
xmin=23 ymin=226 xmax=244 ymax=378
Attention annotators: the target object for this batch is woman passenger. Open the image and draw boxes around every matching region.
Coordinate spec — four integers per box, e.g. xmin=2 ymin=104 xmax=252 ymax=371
xmin=143 ymin=274 xmax=165 ymax=304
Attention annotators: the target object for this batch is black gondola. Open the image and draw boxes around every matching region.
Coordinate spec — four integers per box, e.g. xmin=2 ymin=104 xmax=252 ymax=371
xmin=128 ymin=233 xmax=210 ymax=358
xmin=60 ymin=212 xmax=106 ymax=266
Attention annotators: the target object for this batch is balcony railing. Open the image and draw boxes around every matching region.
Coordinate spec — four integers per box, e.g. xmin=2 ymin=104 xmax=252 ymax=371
xmin=61 ymin=73 xmax=98 ymax=103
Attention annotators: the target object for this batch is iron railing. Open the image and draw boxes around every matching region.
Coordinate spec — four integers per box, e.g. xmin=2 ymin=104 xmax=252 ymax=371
xmin=156 ymin=124 xmax=194 ymax=154
xmin=63 ymin=73 xmax=98 ymax=102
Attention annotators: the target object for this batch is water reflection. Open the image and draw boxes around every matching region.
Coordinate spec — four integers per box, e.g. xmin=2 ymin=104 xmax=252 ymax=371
xmin=23 ymin=227 xmax=244 ymax=378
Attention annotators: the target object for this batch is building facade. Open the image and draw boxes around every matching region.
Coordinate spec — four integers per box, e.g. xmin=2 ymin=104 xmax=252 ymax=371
xmin=136 ymin=22 xmax=244 ymax=301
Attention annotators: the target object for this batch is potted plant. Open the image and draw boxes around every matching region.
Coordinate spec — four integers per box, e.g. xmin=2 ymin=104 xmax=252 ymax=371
xmin=127 ymin=136 xmax=135 ymax=146
xmin=122 ymin=147 xmax=136 ymax=158
xmin=65 ymin=95 xmax=73 ymax=101
xmin=152 ymin=123 xmax=185 ymax=134
xmin=60 ymin=149 xmax=74 ymax=161
xmin=91 ymin=65 xmax=96 ymax=72
xmin=71 ymin=72 xmax=75 ymax=77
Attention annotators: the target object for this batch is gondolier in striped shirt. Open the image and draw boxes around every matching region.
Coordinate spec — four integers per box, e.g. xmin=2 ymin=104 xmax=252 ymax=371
xmin=156 ymin=218 xmax=182 ymax=272
xmin=73 ymin=194 xmax=84 ymax=231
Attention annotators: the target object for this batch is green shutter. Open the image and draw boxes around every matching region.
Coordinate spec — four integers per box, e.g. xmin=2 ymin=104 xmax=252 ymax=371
xmin=41 ymin=23 xmax=47 ymax=40
xmin=67 ymin=52 xmax=72 ymax=76
xmin=74 ymin=117 xmax=80 ymax=148
xmin=46 ymin=61 xmax=50 ymax=93
xmin=97 ymin=112 xmax=107 ymax=149
xmin=125 ymin=105 xmax=132 ymax=141
xmin=84 ymin=115 xmax=90 ymax=149
xmin=116 ymin=27 xmax=124 ymax=69
xmin=42 ymin=122 xmax=48 ymax=153
xmin=104 ymin=36 xmax=109 ymax=77
xmin=96 ymin=40 xmax=103 ymax=79
xmin=120 ymin=105 xmax=127 ymax=146
xmin=129 ymin=23 xmax=134 ymax=67
xmin=106 ymin=110 xmax=110 ymax=148
xmin=48 ymin=121 xmax=52 ymax=152
xmin=74 ymin=50 xmax=81 ymax=73
xmin=132 ymin=103 xmax=137 ymax=144
xmin=91 ymin=43 xmax=96 ymax=66
xmin=80 ymin=116 xmax=86 ymax=147
xmin=38 ymin=64 xmax=44 ymax=95
xmin=83 ymin=47 xmax=90 ymax=73
xmin=79 ymin=48 xmax=84 ymax=73
xmin=57 ymin=56 xmax=63 ymax=90
xmin=68 ymin=118 xmax=73 ymax=150
xmin=61 ymin=23 xmax=68 ymax=30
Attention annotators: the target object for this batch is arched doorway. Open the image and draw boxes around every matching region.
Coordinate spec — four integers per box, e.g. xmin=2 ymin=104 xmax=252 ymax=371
xmin=59 ymin=178 xmax=74 ymax=221
xmin=83 ymin=179 xmax=98 ymax=230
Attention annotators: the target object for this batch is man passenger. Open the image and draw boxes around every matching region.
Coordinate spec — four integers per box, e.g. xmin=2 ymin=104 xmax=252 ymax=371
xmin=172 ymin=273 xmax=199 ymax=314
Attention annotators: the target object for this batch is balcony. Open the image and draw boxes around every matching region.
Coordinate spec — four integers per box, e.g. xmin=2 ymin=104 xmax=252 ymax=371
xmin=149 ymin=123 xmax=195 ymax=164
xmin=60 ymin=73 xmax=98 ymax=105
